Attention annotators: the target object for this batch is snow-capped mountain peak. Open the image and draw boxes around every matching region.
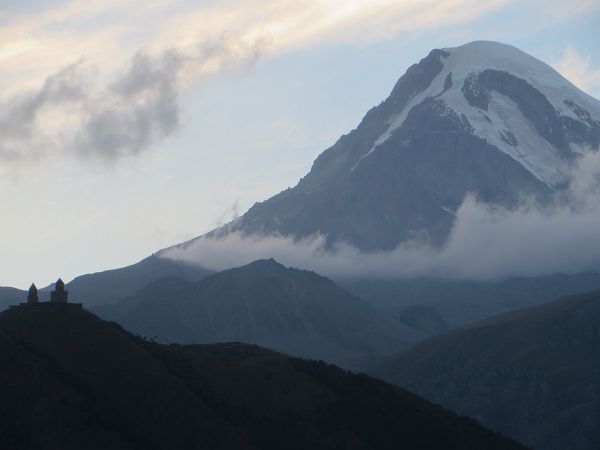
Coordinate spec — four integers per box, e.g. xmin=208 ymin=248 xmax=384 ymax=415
xmin=357 ymin=41 xmax=600 ymax=186
xmin=165 ymin=41 xmax=600 ymax=252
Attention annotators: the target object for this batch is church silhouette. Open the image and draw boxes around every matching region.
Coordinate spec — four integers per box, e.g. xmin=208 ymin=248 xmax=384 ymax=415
xmin=17 ymin=279 xmax=81 ymax=308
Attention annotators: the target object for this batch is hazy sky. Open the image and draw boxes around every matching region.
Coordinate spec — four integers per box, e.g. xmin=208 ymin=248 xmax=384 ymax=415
xmin=1 ymin=0 xmax=599 ymax=288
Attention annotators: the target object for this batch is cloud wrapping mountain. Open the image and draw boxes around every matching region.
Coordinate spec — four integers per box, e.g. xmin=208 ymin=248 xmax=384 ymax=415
xmin=159 ymin=42 xmax=600 ymax=281
xmin=162 ymin=150 xmax=600 ymax=281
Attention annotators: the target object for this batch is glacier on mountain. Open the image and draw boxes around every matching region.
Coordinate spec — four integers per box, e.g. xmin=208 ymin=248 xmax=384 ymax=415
xmin=356 ymin=41 xmax=600 ymax=187
xmin=162 ymin=41 xmax=600 ymax=253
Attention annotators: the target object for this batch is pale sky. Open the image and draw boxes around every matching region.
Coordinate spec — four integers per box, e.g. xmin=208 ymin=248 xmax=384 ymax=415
xmin=1 ymin=0 xmax=599 ymax=288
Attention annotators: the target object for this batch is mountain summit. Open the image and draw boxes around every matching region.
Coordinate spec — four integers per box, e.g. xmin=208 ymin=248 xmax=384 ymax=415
xmin=171 ymin=40 xmax=600 ymax=252
xmin=97 ymin=259 xmax=422 ymax=369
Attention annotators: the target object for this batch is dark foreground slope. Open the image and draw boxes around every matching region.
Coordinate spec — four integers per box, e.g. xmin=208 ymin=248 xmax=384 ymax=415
xmin=376 ymin=290 xmax=600 ymax=450
xmin=0 ymin=304 xmax=524 ymax=450
xmin=97 ymin=259 xmax=422 ymax=369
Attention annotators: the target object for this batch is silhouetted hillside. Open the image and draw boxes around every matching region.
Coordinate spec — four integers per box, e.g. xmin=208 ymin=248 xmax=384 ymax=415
xmin=376 ymin=289 xmax=600 ymax=450
xmin=97 ymin=259 xmax=423 ymax=369
xmin=0 ymin=303 xmax=525 ymax=450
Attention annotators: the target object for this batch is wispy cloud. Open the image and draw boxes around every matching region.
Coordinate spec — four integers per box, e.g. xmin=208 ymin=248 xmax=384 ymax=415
xmin=0 ymin=0 xmax=514 ymax=166
xmin=2 ymin=0 xmax=597 ymax=166
xmin=0 ymin=41 xmax=262 ymax=166
xmin=552 ymin=45 xmax=600 ymax=98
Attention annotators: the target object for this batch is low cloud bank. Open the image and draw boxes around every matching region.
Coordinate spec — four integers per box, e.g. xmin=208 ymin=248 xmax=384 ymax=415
xmin=162 ymin=151 xmax=600 ymax=281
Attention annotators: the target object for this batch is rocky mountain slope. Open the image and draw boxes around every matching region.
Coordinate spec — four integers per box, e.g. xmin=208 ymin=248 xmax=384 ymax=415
xmin=0 ymin=303 xmax=525 ymax=450
xmin=166 ymin=40 xmax=600 ymax=253
xmin=376 ymin=289 xmax=600 ymax=450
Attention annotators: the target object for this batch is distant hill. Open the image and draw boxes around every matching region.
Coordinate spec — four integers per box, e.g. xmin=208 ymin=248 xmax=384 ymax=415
xmin=96 ymin=259 xmax=423 ymax=369
xmin=376 ymin=289 xmax=600 ymax=450
xmin=64 ymin=254 xmax=210 ymax=308
xmin=0 ymin=256 xmax=210 ymax=312
xmin=0 ymin=286 xmax=26 ymax=311
xmin=0 ymin=303 xmax=525 ymax=450
xmin=343 ymin=272 xmax=600 ymax=326
xmin=4 ymin=267 xmax=599 ymax=332
xmin=398 ymin=304 xmax=449 ymax=335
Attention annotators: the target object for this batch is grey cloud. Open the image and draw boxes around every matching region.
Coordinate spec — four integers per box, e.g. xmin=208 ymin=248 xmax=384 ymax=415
xmin=111 ymin=50 xmax=182 ymax=98
xmin=76 ymin=51 xmax=181 ymax=159
xmin=0 ymin=61 xmax=86 ymax=143
xmin=0 ymin=37 xmax=264 ymax=165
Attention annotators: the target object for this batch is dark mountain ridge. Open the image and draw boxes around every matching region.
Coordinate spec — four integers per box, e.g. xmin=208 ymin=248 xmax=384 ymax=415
xmin=0 ymin=303 xmax=525 ymax=450
xmin=376 ymin=289 xmax=600 ymax=450
xmin=97 ymin=259 xmax=423 ymax=369
xmin=343 ymin=271 xmax=600 ymax=326
xmin=63 ymin=254 xmax=210 ymax=307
